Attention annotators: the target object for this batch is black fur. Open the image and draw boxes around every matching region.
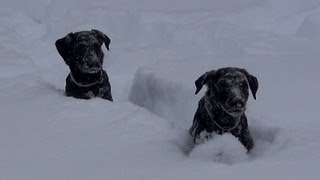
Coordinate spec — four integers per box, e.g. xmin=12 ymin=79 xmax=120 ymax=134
xmin=55 ymin=29 xmax=113 ymax=101
xmin=189 ymin=67 xmax=258 ymax=151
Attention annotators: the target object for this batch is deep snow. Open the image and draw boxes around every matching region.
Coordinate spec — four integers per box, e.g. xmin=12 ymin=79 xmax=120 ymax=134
xmin=1 ymin=0 xmax=320 ymax=179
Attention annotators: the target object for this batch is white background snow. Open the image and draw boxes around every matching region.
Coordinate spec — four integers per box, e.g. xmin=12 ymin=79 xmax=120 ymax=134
xmin=1 ymin=0 xmax=320 ymax=179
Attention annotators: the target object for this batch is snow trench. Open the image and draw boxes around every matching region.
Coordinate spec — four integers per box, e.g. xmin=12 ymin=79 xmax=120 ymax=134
xmin=129 ymin=66 xmax=286 ymax=164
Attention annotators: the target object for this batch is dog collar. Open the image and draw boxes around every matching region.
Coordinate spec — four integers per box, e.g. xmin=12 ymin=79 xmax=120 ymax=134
xmin=204 ymin=97 xmax=241 ymax=133
xmin=70 ymin=71 xmax=104 ymax=88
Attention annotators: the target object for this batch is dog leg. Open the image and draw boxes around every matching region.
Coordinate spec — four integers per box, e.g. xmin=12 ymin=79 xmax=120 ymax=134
xmin=229 ymin=115 xmax=253 ymax=152
xmin=238 ymin=127 xmax=254 ymax=152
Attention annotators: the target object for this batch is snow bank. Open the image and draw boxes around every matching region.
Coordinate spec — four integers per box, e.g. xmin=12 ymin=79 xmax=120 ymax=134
xmin=129 ymin=67 xmax=199 ymax=128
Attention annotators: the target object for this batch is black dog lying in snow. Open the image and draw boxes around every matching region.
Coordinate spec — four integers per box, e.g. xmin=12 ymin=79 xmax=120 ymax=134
xmin=189 ymin=67 xmax=258 ymax=151
xmin=55 ymin=29 xmax=113 ymax=101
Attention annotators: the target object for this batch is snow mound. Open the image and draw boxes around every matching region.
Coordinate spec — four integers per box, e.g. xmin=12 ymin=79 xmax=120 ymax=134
xmin=129 ymin=67 xmax=199 ymax=129
xmin=249 ymin=119 xmax=289 ymax=159
xmin=297 ymin=13 xmax=320 ymax=38
xmin=189 ymin=134 xmax=249 ymax=164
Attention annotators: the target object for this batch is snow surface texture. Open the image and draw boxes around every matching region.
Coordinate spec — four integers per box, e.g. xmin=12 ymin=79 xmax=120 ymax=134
xmin=1 ymin=0 xmax=320 ymax=179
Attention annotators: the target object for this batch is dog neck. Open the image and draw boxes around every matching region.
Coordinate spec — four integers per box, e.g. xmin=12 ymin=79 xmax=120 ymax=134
xmin=70 ymin=70 xmax=104 ymax=88
xmin=204 ymin=96 xmax=241 ymax=132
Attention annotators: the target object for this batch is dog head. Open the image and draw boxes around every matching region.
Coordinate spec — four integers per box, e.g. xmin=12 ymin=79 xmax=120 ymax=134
xmin=195 ymin=67 xmax=258 ymax=117
xmin=55 ymin=29 xmax=111 ymax=74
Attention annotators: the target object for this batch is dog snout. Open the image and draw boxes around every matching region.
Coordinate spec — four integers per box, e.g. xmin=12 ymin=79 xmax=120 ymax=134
xmin=91 ymin=59 xmax=101 ymax=68
xmin=84 ymin=52 xmax=101 ymax=69
xmin=88 ymin=66 xmax=101 ymax=73
xmin=233 ymin=99 xmax=245 ymax=108
xmin=87 ymin=64 xmax=101 ymax=73
xmin=81 ymin=60 xmax=101 ymax=74
xmin=228 ymin=98 xmax=245 ymax=109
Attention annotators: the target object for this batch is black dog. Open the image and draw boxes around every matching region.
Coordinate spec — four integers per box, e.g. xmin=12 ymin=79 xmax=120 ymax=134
xmin=55 ymin=29 xmax=113 ymax=101
xmin=189 ymin=67 xmax=258 ymax=151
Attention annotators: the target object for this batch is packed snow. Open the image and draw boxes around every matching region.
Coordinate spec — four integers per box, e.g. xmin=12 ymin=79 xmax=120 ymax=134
xmin=1 ymin=0 xmax=320 ymax=179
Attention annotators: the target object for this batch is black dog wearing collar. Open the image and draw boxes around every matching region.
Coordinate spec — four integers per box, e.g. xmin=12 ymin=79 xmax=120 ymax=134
xmin=189 ymin=67 xmax=258 ymax=151
xmin=55 ymin=29 xmax=113 ymax=101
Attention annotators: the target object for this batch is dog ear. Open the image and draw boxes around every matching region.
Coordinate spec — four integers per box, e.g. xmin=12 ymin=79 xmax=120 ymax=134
xmin=55 ymin=33 xmax=74 ymax=65
xmin=241 ymin=69 xmax=259 ymax=100
xmin=195 ymin=70 xmax=215 ymax=94
xmin=91 ymin=29 xmax=111 ymax=51
xmin=248 ymin=75 xmax=258 ymax=100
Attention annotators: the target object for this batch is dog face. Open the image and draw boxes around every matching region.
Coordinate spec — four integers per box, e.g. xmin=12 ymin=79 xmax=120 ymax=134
xmin=195 ymin=67 xmax=258 ymax=117
xmin=215 ymin=71 xmax=249 ymax=116
xmin=55 ymin=29 xmax=111 ymax=74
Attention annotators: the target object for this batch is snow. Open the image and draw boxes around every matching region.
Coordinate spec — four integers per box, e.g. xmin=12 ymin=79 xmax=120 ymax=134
xmin=189 ymin=134 xmax=249 ymax=165
xmin=1 ymin=0 xmax=320 ymax=179
xmin=297 ymin=12 xmax=320 ymax=38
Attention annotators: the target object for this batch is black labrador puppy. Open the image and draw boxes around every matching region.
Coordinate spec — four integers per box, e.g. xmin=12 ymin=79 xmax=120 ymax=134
xmin=189 ymin=67 xmax=258 ymax=151
xmin=55 ymin=29 xmax=113 ymax=101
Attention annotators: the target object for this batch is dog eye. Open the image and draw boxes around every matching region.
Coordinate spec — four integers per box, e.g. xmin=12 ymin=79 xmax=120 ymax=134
xmin=217 ymin=83 xmax=230 ymax=92
xmin=220 ymin=81 xmax=230 ymax=87
xmin=239 ymin=82 xmax=248 ymax=88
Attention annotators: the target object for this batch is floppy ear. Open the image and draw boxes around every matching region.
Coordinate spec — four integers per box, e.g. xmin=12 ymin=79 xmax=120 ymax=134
xmin=248 ymin=75 xmax=258 ymax=100
xmin=91 ymin=29 xmax=111 ymax=51
xmin=55 ymin=33 xmax=74 ymax=65
xmin=195 ymin=70 xmax=215 ymax=94
xmin=241 ymin=69 xmax=259 ymax=100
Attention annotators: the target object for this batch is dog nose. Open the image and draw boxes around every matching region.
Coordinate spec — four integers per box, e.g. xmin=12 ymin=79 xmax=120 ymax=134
xmin=230 ymin=98 xmax=245 ymax=108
